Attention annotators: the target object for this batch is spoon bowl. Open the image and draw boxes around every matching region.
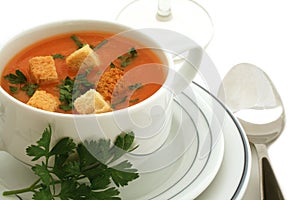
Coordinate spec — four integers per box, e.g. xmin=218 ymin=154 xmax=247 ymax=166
xmin=219 ymin=63 xmax=285 ymax=200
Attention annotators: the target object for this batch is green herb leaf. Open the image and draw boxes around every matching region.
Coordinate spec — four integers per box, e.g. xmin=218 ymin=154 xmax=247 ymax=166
xmin=3 ymin=125 xmax=139 ymax=199
xmin=70 ymin=35 xmax=84 ymax=49
xmin=32 ymin=163 xmax=52 ymax=185
xmin=110 ymin=160 xmax=139 ymax=187
xmin=4 ymin=70 xmax=39 ymax=96
xmin=37 ymin=126 xmax=52 ymax=152
xmin=110 ymin=131 xmax=138 ymax=163
xmin=21 ymin=83 xmax=39 ymax=96
xmin=129 ymin=98 xmax=139 ymax=104
xmin=50 ymin=137 xmax=76 ymax=156
xmin=82 ymin=139 xmax=112 ymax=164
xmin=115 ymin=131 xmax=136 ymax=152
xmin=129 ymin=47 xmax=138 ymax=57
xmin=77 ymin=142 xmax=107 ymax=174
xmin=4 ymin=70 xmax=27 ymax=84
xmin=58 ymin=180 xmax=78 ymax=199
xmin=73 ymin=184 xmax=91 ymax=198
xmin=118 ymin=47 xmax=138 ymax=67
xmin=26 ymin=125 xmax=52 ymax=161
xmin=58 ymin=71 xmax=95 ymax=112
xmin=110 ymin=62 xmax=116 ymax=68
xmin=52 ymin=54 xmax=65 ymax=59
xmin=111 ymin=96 xmax=127 ymax=109
xmin=33 ymin=188 xmax=52 ymax=200
xmin=88 ymin=187 xmax=120 ymax=200
xmin=8 ymin=86 xmax=18 ymax=93
xmin=93 ymin=39 xmax=108 ymax=51
xmin=90 ymin=172 xmax=111 ymax=190
xmin=62 ymin=161 xmax=81 ymax=178
xmin=58 ymin=77 xmax=75 ymax=111
xmin=128 ymin=83 xmax=143 ymax=90
xmin=26 ymin=145 xmax=47 ymax=161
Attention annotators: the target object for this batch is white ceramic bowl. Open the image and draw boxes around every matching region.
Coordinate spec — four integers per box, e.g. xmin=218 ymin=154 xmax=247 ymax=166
xmin=0 ymin=20 xmax=202 ymax=165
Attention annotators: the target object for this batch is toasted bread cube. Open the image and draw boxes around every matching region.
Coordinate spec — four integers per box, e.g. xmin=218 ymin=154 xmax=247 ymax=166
xmin=74 ymin=89 xmax=111 ymax=114
xmin=96 ymin=68 xmax=125 ymax=101
xmin=27 ymin=90 xmax=59 ymax=112
xmin=29 ymin=56 xmax=58 ymax=84
xmin=66 ymin=45 xmax=100 ymax=71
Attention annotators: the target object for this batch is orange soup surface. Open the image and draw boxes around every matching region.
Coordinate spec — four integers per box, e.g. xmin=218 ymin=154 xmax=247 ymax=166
xmin=1 ymin=31 xmax=166 ymax=114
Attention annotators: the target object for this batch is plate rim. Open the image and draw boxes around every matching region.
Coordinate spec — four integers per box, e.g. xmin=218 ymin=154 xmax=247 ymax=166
xmin=0 ymin=81 xmax=251 ymax=200
xmin=192 ymin=81 xmax=251 ymax=199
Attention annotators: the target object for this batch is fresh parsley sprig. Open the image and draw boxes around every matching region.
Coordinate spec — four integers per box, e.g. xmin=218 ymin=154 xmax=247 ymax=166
xmin=4 ymin=70 xmax=39 ymax=96
xmin=58 ymin=70 xmax=95 ymax=111
xmin=2 ymin=125 xmax=139 ymax=199
xmin=58 ymin=77 xmax=75 ymax=111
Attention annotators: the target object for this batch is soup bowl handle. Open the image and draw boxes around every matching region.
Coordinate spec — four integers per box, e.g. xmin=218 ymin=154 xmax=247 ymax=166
xmin=138 ymin=28 xmax=203 ymax=94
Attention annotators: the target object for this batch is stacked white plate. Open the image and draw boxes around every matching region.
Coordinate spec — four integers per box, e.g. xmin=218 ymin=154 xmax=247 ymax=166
xmin=0 ymin=82 xmax=251 ymax=200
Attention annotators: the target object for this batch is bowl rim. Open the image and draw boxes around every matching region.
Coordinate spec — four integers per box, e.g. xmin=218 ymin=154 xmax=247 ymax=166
xmin=0 ymin=19 xmax=174 ymax=118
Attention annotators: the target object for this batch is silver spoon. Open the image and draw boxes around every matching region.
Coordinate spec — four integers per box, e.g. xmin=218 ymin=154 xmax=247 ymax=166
xmin=218 ymin=63 xmax=285 ymax=200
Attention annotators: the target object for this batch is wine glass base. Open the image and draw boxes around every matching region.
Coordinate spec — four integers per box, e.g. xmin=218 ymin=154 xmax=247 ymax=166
xmin=116 ymin=0 xmax=214 ymax=49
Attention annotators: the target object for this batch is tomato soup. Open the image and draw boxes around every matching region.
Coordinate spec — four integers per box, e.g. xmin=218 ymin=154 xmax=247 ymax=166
xmin=0 ymin=31 xmax=166 ymax=114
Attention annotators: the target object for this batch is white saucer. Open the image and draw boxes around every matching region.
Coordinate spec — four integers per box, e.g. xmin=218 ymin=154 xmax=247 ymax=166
xmin=0 ymin=81 xmax=250 ymax=199
xmin=195 ymin=82 xmax=252 ymax=199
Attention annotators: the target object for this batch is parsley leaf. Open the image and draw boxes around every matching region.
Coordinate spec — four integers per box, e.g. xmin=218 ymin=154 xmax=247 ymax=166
xmin=52 ymin=54 xmax=65 ymax=59
xmin=33 ymin=188 xmax=52 ymax=200
xmin=4 ymin=69 xmax=27 ymax=84
xmin=32 ymin=163 xmax=52 ymax=185
xmin=93 ymin=39 xmax=108 ymax=51
xmin=58 ymin=69 xmax=95 ymax=112
xmin=26 ymin=125 xmax=52 ymax=161
xmin=110 ymin=160 xmax=139 ymax=187
xmin=70 ymin=35 xmax=84 ymax=49
xmin=128 ymin=83 xmax=143 ymax=90
xmin=4 ymin=70 xmax=39 ymax=96
xmin=2 ymin=125 xmax=139 ymax=199
xmin=21 ymin=83 xmax=39 ymax=96
xmin=118 ymin=47 xmax=138 ymax=67
xmin=8 ymin=86 xmax=18 ymax=93
xmin=129 ymin=98 xmax=140 ymax=104
xmin=58 ymin=76 xmax=75 ymax=111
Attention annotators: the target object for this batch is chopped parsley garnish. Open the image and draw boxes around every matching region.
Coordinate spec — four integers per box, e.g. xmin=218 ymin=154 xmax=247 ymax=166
xmin=111 ymin=96 xmax=128 ymax=109
xmin=58 ymin=77 xmax=75 ymax=111
xmin=52 ymin=54 xmax=65 ymax=59
xmin=2 ymin=125 xmax=139 ymax=199
xmin=4 ymin=70 xmax=27 ymax=84
xmin=118 ymin=47 xmax=138 ymax=67
xmin=128 ymin=83 xmax=143 ymax=90
xmin=21 ymin=83 xmax=39 ymax=97
xmin=58 ymin=69 xmax=95 ymax=111
xmin=70 ymin=35 xmax=84 ymax=49
xmin=110 ymin=62 xmax=116 ymax=68
xmin=4 ymin=70 xmax=39 ymax=96
xmin=93 ymin=39 xmax=108 ymax=51
xmin=129 ymin=98 xmax=140 ymax=104
xmin=8 ymin=86 xmax=18 ymax=93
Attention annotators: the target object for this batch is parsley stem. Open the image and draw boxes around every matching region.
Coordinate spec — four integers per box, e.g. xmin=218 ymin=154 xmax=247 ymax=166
xmin=2 ymin=178 xmax=40 ymax=196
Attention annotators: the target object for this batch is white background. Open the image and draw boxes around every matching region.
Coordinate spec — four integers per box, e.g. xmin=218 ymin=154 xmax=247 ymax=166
xmin=0 ymin=0 xmax=298 ymax=199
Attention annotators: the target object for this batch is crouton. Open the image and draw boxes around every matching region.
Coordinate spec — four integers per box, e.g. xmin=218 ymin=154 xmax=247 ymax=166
xmin=27 ymin=90 xmax=60 ymax=112
xmin=29 ymin=56 xmax=58 ymax=85
xmin=96 ymin=68 xmax=125 ymax=101
xmin=66 ymin=45 xmax=100 ymax=71
xmin=74 ymin=89 xmax=111 ymax=114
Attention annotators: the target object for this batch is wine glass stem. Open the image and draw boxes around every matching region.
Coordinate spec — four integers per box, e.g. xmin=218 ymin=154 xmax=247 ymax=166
xmin=157 ymin=0 xmax=172 ymax=17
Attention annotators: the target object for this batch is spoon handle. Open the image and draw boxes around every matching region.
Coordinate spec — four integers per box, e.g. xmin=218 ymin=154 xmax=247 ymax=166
xmin=254 ymin=143 xmax=284 ymax=200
